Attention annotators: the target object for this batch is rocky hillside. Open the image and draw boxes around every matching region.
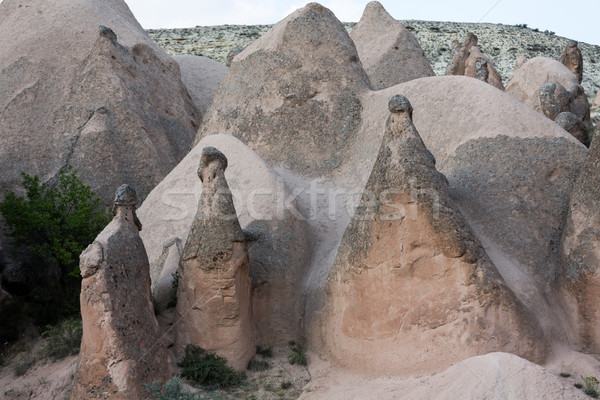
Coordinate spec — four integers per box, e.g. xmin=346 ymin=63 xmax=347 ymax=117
xmin=147 ymin=20 xmax=600 ymax=102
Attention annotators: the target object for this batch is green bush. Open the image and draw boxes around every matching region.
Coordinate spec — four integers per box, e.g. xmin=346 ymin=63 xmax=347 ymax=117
xmin=583 ymin=376 xmax=600 ymax=398
xmin=288 ymin=341 xmax=307 ymax=366
xmin=247 ymin=358 xmax=270 ymax=371
xmin=39 ymin=317 xmax=83 ymax=360
xmin=0 ymin=167 xmax=110 ymax=324
xmin=177 ymin=344 xmax=244 ymax=388
xmin=144 ymin=377 xmax=221 ymax=400
xmin=255 ymin=345 xmax=273 ymax=358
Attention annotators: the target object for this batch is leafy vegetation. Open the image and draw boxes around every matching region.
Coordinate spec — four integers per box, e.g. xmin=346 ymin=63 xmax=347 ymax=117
xmin=144 ymin=377 xmax=224 ymax=400
xmin=583 ymin=376 xmax=600 ymax=398
xmin=178 ymin=345 xmax=244 ymax=388
xmin=39 ymin=317 xmax=83 ymax=360
xmin=287 ymin=341 xmax=307 ymax=366
xmin=247 ymin=358 xmax=270 ymax=372
xmin=255 ymin=345 xmax=273 ymax=358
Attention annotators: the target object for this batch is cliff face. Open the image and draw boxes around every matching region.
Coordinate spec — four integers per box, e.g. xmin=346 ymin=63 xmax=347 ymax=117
xmin=147 ymin=20 xmax=600 ymax=103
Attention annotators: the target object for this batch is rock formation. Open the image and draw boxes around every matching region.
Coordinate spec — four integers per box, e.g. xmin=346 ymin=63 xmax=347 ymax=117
xmin=173 ymin=54 xmax=228 ymax=116
xmin=506 ymin=57 xmax=590 ymax=124
xmin=559 ymin=127 xmax=600 ymax=353
xmin=0 ymin=0 xmax=199 ymax=205
xmin=446 ymin=33 xmax=504 ymax=90
xmin=539 ymin=82 xmax=572 ymax=120
xmin=175 ymin=147 xmax=255 ymax=371
xmin=138 ymin=134 xmax=309 ymax=346
xmin=559 ymin=40 xmax=583 ymax=84
xmin=315 ymin=95 xmax=545 ymax=374
xmin=196 ymin=3 xmax=371 ymax=176
xmin=514 ymin=53 xmax=528 ymax=73
xmin=349 ymin=1 xmax=434 ymax=90
xmin=555 ymin=112 xmax=589 ymax=145
xmin=594 ymin=90 xmax=600 ymax=109
xmin=72 ymin=185 xmax=172 ymax=400
xmin=225 ymin=46 xmax=245 ymax=67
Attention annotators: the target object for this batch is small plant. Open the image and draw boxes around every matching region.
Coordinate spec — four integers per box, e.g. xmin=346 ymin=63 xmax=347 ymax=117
xmin=287 ymin=341 xmax=307 ymax=366
xmin=144 ymin=377 xmax=201 ymax=400
xmin=14 ymin=359 xmax=35 ymax=376
xmin=583 ymin=376 xmax=600 ymax=398
xmin=247 ymin=358 xmax=270 ymax=371
xmin=280 ymin=381 xmax=292 ymax=390
xmin=39 ymin=318 xmax=83 ymax=360
xmin=561 ymin=372 xmax=572 ymax=377
xmin=575 ymin=383 xmax=584 ymax=389
xmin=255 ymin=345 xmax=273 ymax=358
xmin=177 ymin=344 xmax=243 ymax=388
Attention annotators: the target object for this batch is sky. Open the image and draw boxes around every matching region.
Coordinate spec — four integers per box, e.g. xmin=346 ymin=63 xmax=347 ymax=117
xmin=120 ymin=0 xmax=600 ymax=46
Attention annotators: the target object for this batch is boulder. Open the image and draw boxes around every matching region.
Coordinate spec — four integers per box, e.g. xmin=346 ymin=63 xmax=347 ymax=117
xmin=349 ymin=1 xmax=434 ymax=90
xmin=559 ymin=128 xmax=600 ymax=352
xmin=513 ymin=53 xmax=527 ymax=74
xmin=71 ymin=185 xmax=172 ymax=400
xmin=506 ymin=57 xmax=590 ymax=123
xmin=173 ymin=54 xmax=228 ymax=116
xmin=175 ymin=148 xmax=254 ymax=371
xmin=137 ymin=134 xmax=310 ymax=346
xmin=559 ymin=41 xmax=583 ymax=84
xmin=0 ymin=0 xmax=199 ymax=205
xmin=315 ymin=95 xmax=546 ymax=374
xmin=196 ymin=3 xmax=371 ymax=176
xmin=446 ymin=32 xmax=504 ymax=90
xmin=539 ymin=82 xmax=571 ymax=121
xmin=555 ymin=112 xmax=589 ymax=145
xmin=225 ymin=46 xmax=245 ymax=67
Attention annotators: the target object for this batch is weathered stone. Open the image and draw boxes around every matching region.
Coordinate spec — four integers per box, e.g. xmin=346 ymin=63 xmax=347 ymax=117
xmin=559 ymin=40 xmax=583 ymax=84
xmin=559 ymin=126 xmax=600 ymax=353
xmin=514 ymin=53 xmax=527 ymax=73
xmin=225 ymin=46 xmax=245 ymax=67
xmin=594 ymin=90 xmax=600 ymax=109
xmin=175 ymin=147 xmax=255 ymax=371
xmin=71 ymin=185 xmax=172 ymax=400
xmin=350 ymin=1 xmax=434 ymax=90
xmin=446 ymin=32 xmax=504 ymax=90
xmin=316 ymin=95 xmax=546 ymax=374
xmin=555 ymin=112 xmax=589 ymax=145
xmin=506 ymin=57 xmax=590 ymax=123
xmin=197 ymin=3 xmax=371 ymax=176
xmin=539 ymin=82 xmax=572 ymax=120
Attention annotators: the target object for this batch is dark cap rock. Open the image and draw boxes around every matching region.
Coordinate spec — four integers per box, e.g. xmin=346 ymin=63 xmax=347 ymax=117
xmin=388 ymin=95 xmax=413 ymax=115
xmin=114 ymin=184 xmax=138 ymax=206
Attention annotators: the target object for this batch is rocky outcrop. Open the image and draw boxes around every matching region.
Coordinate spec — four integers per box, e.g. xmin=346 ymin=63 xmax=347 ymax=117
xmin=506 ymin=57 xmax=590 ymax=124
xmin=539 ymin=82 xmax=572 ymax=120
xmin=175 ymin=147 xmax=254 ymax=371
xmin=316 ymin=95 xmax=545 ymax=374
xmin=0 ymin=0 xmax=199 ymax=205
xmin=559 ymin=127 xmax=600 ymax=353
xmin=138 ymin=134 xmax=310 ymax=346
xmin=349 ymin=1 xmax=434 ymax=90
xmin=559 ymin=41 xmax=583 ymax=84
xmin=197 ymin=3 xmax=371 ymax=176
xmin=72 ymin=185 xmax=172 ymax=400
xmin=447 ymin=33 xmax=504 ymax=90
xmin=173 ymin=54 xmax=228 ymax=116
xmin=555 ymin=112 xmax=589 ymax=144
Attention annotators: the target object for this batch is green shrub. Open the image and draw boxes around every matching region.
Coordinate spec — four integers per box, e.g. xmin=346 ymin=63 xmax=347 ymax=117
xmin=247 ymin=358 xmax=270 ymax=371
xmin=177 ymin=344 xmax=244 ymax=388
xmin=576 ymin=383 xmax=584 ymax=389
xmin=144 ymin=377 xmax=214 ymax=400
xmin=287 ymin=341 xmax=307 ymax=366
xmin=39 ymin=317 xmax=82 ymax=360
xmin=14 ymin=359 xmax=34 ymax=376
xmin=255 ymin=345 xmax=273 ymax=358
xmin=583 ymin=376 xmax=600 ymax=398
xmin=560 ymin=372 xmax=571 ymax=378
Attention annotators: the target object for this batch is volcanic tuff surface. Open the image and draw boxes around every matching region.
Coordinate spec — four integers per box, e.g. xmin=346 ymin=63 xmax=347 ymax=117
xmin=147 ymin=20 xmax=600 ymax=102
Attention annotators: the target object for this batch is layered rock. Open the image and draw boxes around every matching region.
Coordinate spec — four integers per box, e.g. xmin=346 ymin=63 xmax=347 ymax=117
xmin=446 ymin=33 xmax=504 ymax=90
xmin=197 ymin=3 xmax=371 ymax=176
xmin=175 ymin=148 xmax=254 ymax=371
xmin=506 ymin=57 xmax=590 ymax=124
xmin=72 ymin=185 xmax=172 ymax=400
xmin=559 ymin=127 xmax=600 ymax=352
xmin=349 ymin=1 xmax=434 ymax=90
xmin=316 ymin=95 xmax=545 ymax=374
xmin=138 ymin=134 xmax=309 ymax=345
xmin=559 ymin=41 xmax=583 ymax=84
xmin=0 ymin=0 xmax=199 ymax=205
xmin=173 ymin=54 xmax=228 ymax=116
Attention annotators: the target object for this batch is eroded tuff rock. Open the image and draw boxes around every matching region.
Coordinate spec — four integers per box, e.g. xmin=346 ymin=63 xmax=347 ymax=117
xmin=539 ymin=82 xmax=572 ymax=120
xmin=555 ymin=111 xmax=589 ymax=145
xmin=506 ymin=57 xmax=590 ymax=124
xmin=315 ymin=95 xmax=546 ymax=375
xmin=559 ymin=40 xmax=583 ymax=84
xmin=446 ymin=32 xmax=504 ymax=90
xmin=349 ymin=1 xmax=434 ymax=90
xmin=175 ymin=147 xmax=254 ymax=371
xmin=197 ymin=3 xmax=371 ymax=176
xmin=138 ymin=134 xmax=309 ymax=346
xmin=0 ymin=0 xmax=199 ymax=205
xmin=559 ymin=127 xmax=600 ymax=353
xmin=513 ymin=53 xmax=528 ymax=74
xmin=72 ymin=185 xmax=172 ymax=400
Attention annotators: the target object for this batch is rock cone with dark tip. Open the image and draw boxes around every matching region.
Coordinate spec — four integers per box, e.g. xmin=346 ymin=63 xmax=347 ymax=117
xmin=315 ymin=95 xmax=546 ymax=375
xmin=559 ymin=40 xmax=583 ymax=84
xmin=72 ymin=185 xmax=172 ymax=400
xmin=350 ymin=1 xmax=434 ymax=89
xmin=175 ymin=147 xmax=254 ymax=371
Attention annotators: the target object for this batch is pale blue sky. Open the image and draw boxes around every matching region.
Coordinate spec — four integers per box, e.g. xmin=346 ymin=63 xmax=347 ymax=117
xmin=122 ymin=0 xmax=599 ymax=46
